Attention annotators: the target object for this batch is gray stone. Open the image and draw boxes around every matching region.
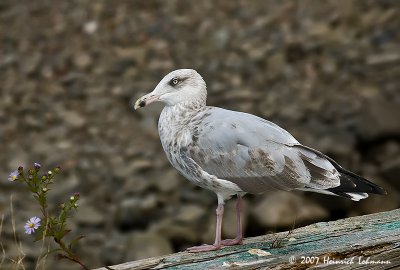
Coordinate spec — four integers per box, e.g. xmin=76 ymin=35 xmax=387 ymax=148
xmin=358 ymin=181 xmax=399 ymax=214
xmin=150 ymin=219 xmax=198 ymax=243
xmin=222 ymin=199 xmax=248 ymax=239
xmin=130 ymin=160 xmax=153 ymax=172
xmin=73 ymin=52 xmax=92 ymax=69
xmin=83 ymin=21 xmax=98 ymax=34
xmin=251 ymin=192 xmax=329 ymax=228
xmin=381 ymin=157 xmax=400 ymax=190
xmin=141 ymin=194 xmax=158 ymax=212
xmin=100 ymin=233 xmax=127 ymax=265
xmin=115 ymin=198 xmax=141 ymax=229
xmin=115 ymin=159 xmax=154 ymax=179
xmin=175 ymin=204 xmax=206 ymax=224
xmin=74 ymin=232 xmax=105 ymax=265
xmin=357 ymin=99 xmax=400 ymax=140
xmin=125 ymin=232 xmax=173 ymax=261
xmin=156 ymin=170 xmax=183 ymax=193
xmin=114 ymin=46 xmax=147 ymax=66
xmin=62 ymin=110 xmax=86 ymax=128
xmin=47 ymin=174 xmax=79 ymax=204
xmin=212 ymin=28 xmax=230 ymax=49
xmin=22 ymin=52 xmax=42 ymax=75
xmin=121 ymin=175 xmax=152 ymax=193
xmin=267 ymin=52 xmax=286 ymax=78
xmin=201 ymin=214 xmax=216 ymax=244
xmin=75 ymin=205 xmax=105 ymax=226
xmin=6 ymin=150 xmax=28 ymax=171
xmin=31 ymin=140 xmax=54 ymax=156
xmin=115 ymin=195 xmax=158 ymax=230
xmin=367 ymin=52 xmax=400 ymax=65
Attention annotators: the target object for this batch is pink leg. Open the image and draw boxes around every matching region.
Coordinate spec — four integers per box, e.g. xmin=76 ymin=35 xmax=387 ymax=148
xmin=187 ymin=204 xmax=224 ymax=252
xmin=221 ymin=195 xmax=243 ymax=246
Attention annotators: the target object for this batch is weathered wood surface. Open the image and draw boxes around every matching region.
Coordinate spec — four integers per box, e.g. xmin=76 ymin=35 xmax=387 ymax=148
xmin=96 ymin=209 xmax=400 ymax=270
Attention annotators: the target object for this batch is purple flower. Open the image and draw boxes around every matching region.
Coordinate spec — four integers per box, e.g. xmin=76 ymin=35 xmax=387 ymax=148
xmin=34 ymin=162 xmax=41 ymax=170
xmin=8 ymin=170 xmax=19 ymax=182
xmin=24 ymin=216 xmax=41 ymax=234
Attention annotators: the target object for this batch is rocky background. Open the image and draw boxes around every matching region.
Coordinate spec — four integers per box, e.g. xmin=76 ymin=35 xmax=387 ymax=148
xmin=1 ymin=0 xmax=400 ymax=269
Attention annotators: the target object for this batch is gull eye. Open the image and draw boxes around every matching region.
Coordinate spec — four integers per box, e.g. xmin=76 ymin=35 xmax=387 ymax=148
xmin=170 ymin=78 xmax=179 ymax=86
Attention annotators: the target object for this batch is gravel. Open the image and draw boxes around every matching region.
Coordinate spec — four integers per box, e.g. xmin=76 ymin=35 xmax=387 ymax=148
xmin=1 ymin=1 xmax=399 ymax=269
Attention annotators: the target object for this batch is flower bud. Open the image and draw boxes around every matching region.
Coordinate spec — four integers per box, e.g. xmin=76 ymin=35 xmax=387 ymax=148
xmin=74 ymin=203 xmax=79 ymax=208
xmin=54 ymin=166 xmax=61 ymax=174
xmin=47 ymin=171 xmax=52 ymax=176
xmin=34 ymin=162 xmax=41 ymax=170
xmin=70 ymin=196 xmax=75 ymax=201
xmin=18 ymin=166 xmax=24 ymax=173
xmin=60 ymin=203 xmax=65 ymax=209
xmin=73 ymin=192 xmax=80 ymax=199
xmin=28 ymin=169 xmax=35 ymax=175
xmin=42 ymin=187 xmax=48 ymax=192
xmin=41 ymin=175 xmax=47 ymax=181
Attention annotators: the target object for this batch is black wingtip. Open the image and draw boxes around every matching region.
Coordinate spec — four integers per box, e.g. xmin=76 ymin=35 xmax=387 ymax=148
xmin=343 ymin=169 xmax=386 ymax=195
xmin=293 ymin=145 xmax=387 ymax=196
xmin=326 ymin=169 xmax=387 ymax=196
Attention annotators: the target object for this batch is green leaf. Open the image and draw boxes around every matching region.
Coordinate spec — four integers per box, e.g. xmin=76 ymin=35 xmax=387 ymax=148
xmin=58 ymin=229 xmax=71 ymax=239
xmin=68 ymin=235 xmax=85 ymax=250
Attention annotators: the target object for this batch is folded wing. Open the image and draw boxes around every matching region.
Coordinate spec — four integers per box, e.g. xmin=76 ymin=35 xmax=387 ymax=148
xmin=187 ymin=108 xmax=341 ymax=194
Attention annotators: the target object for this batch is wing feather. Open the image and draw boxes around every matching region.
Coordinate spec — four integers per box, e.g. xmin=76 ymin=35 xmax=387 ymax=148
xmin=187 ymin=108 xmax=341 ymax=194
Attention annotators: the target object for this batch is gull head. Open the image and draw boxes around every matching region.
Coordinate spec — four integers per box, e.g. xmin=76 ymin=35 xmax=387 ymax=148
xmin=133 ymin=69 xmax=207 ymax=109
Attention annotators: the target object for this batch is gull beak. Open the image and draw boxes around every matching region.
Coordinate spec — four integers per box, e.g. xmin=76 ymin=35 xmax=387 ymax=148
xmin=133 ymin=93 xmax=160 ymax=110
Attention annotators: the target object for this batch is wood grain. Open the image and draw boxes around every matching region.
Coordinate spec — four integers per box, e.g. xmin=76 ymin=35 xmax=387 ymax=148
xmin=94 ymin=209 xmax=400 ymax=270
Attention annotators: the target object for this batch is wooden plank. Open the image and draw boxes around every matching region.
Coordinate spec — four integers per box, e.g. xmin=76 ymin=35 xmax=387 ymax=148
xmin=94 ymin=209 xmax=400 ymax=270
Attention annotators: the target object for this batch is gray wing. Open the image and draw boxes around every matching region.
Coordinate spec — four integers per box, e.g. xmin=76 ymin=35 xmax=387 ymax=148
xmin=187 ymin=107 xmax=340 ymax=194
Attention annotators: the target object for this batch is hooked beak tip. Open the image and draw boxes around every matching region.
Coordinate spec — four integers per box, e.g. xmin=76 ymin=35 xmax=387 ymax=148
xmin=133 ymin=94 xmax=160 ymax=110
xmin=133 ymin=99 xmax=146 ymax=110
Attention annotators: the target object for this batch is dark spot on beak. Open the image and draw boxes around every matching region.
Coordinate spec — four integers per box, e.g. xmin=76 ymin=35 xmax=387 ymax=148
xmin=139 ymin=100 xmax=146 ymax=107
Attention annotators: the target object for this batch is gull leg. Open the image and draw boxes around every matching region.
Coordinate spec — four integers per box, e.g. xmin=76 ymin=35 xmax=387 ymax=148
xmin=187 ymin=203 xmax=224 ymax=252
xmin=221 ymin=195 xmax=243 ymax=246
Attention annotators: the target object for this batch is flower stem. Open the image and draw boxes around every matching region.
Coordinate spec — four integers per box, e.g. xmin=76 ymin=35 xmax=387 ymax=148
xmin=54 ymin=237 xmax=89 ymax=270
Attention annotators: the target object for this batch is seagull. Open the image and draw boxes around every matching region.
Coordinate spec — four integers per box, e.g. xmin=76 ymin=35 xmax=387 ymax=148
xmin=133 ymin=69 xmax=386 ymax=252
